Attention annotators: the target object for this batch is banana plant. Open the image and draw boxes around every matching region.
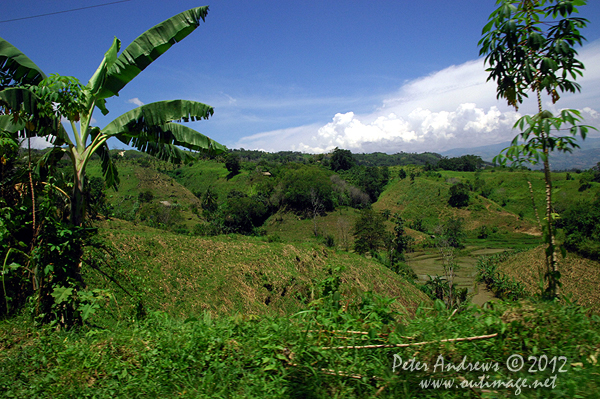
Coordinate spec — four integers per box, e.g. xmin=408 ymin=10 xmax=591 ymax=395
xmin=0 ymin=6 xmax=225 ymax=226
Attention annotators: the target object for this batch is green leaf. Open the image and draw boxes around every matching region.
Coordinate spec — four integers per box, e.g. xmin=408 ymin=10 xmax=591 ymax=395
xmin=91 ymin=128 xmax=120 ymax=190
xmin=78 ymin=303 xmax=98 ymax=321
xmin=0 ymin=87 xmax=41 ymax=117
xmin=0 ymin=114 xmax=25 ymax=134
xmin=0 ymin=37 xmax=46 ymax=86
xmin=0 ymin=87 xmax=65 ymax=139
xmin=51 ymin=286 xmax=74 ymax=304
xmin=101 ymin=100 xmax=226 ymax=157
xmin=97 ymin=6 xmax=209 ymax=100
xmin=103 ymin=99 xmax=214 ymax=129
xmin=87 ymin=38 xmax=120 ymax=101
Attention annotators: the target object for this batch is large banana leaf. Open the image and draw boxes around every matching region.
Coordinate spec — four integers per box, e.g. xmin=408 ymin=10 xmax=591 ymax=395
xmin=0 ymin=87 xmax=42 ymax=117
xmin=101 ymin=99 xmax=224 ymax=155
xmin=115 ymin=122 xmax=225 ymax=156
xmin=87 ymin=38 xmax=120 ymax=116
xmin=102 ymin=99 xmax=214 ymax=132
xmin=0 ymin=114 xmax=25 ymax=133
xmin=119 ymin=138 xmax=195 ymax=164
xmin=0 ymin=37 xmax=46 ymax=87
xmin=91 ymin=128 xmax=120 ymax=190
xmin=96 ymin=6 xmax=209 ymax=100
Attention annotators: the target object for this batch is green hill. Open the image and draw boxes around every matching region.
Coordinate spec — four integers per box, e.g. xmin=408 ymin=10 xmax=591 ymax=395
xmin=86 ymin=218 xmax=429 ymax=320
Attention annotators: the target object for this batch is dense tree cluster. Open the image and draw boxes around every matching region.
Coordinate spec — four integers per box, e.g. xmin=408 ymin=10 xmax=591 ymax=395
xmin=557 ymin=194 xmax=600 ymax=260
xmin=436 ymin=155 xmax=483 ymax=172
xmin=353 ymin=209 xmax=388 ymax=256
xmin=352 ymin=151 xmax=441 ymax=167
xmin=329 ymin=147 xmax=355 ymax=172
xmin=448 ymin=183 xmax=470 ymax=208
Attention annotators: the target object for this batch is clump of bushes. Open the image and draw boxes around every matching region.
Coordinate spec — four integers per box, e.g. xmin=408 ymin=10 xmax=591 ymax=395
xmin=476 ymin=251 xmax=526 ymax=300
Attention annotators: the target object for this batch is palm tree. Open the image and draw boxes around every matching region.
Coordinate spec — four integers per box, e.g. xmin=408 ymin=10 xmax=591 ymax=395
xmin=0 ymin=6 xmax=225 ymax=226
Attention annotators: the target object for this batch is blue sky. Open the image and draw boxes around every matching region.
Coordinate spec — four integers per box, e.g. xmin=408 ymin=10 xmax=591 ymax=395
xmin=3 ymin=0 xmax=600 ymax=154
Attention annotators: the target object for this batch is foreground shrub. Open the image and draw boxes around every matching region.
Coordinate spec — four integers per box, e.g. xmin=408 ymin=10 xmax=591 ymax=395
xmin=1 ymin=296 xmax=598 ymax=398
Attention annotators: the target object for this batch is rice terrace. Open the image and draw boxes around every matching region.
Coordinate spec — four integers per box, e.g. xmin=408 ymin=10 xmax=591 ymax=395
xmin=1 ymin=1 xmax=600 ymax=398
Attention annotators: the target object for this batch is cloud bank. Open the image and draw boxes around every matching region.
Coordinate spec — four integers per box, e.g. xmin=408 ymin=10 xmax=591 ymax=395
xmin=237 ymin=40 xmax=600 ymax=154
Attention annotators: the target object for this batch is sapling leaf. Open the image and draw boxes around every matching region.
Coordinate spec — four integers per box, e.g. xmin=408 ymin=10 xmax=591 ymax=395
xmin=51 ymin=286 xmax=73 ymax=304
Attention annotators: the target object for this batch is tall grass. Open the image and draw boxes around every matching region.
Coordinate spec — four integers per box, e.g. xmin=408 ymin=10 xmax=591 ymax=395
xmin=1 ymin=292 xmax=598 ymax=398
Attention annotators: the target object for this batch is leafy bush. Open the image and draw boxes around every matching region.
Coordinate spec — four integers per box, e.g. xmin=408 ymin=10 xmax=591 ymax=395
xmin=329 ymin=147 xmax=355 ymax=172
xmin=224 ymin=153 xmax=241 ymax=176
xmin=353 ymin=208 xmax=388 ymax=255
xmin=137 ymin=190 xmax=154 ymax=203
xmin=138 ymin=202 xmax=184 ymax=229
xmin=476 ymin=251 xmax=527 ymax=300
xmin=557 ymin=194 xmax=600 ymax=260
xmin=448 ymin=182 xmax=470 ymax=208
xmin=437 ymin=217 xmax=466 ymax=249
xmin=220 ymin=194 xmax=270 ymax=234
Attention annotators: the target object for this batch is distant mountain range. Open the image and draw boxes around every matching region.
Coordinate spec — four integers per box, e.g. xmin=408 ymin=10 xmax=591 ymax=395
xmin=441 ymin=137 xmax=600 ymax=171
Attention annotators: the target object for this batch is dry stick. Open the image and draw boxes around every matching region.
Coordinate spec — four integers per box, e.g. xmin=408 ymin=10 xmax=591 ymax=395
xmin=287 ymin=333 xmax=499 ymax=390
xmin=447 ymin=308 xmax=458 ymax=320
xmin=320 ymin=333 xmax=498 ymax=350
xmin=287 ymin=361 xmax=381 ymax=382
xmin=308 ymin=330 xmax=414 ymax=340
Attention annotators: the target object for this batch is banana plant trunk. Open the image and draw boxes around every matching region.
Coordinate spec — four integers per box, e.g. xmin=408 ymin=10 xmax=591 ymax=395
xmin=71 ymin=156 xmax=87 ymax=227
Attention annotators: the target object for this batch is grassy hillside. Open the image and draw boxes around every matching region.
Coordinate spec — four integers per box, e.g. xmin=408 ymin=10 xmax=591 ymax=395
xmin=375 ymin=171 xmax=537 ymax=235
xmin=87 ymin=160 xmax=203 ymax=230
xmin=494 ymin=246 xmax=600 ymax=310
xmin=376 ymin=167 xmax=599 ymax=236
xmin=85 ymin=219 xmax=429 ymax=321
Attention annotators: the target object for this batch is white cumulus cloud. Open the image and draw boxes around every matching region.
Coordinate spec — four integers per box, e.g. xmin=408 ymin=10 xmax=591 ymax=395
xmin=128 ymin=98 xmax=145 ymax=107
xmin=236 ymin=39 xmax=600 ymax=154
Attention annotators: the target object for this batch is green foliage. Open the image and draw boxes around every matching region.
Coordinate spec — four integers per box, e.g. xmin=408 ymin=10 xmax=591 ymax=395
xmin=437 ymin=217 xmax=466 ymax=249
xmin=225 ymin=152 xmax=241 ymax=176
xmin=3 ymin=296 xmax=598 ymax=398
xmin=480 ymin=0 xmax=596 ymax=300
xmin=448 ymin=182 xmax=470 ymax=208
xmin=200 ymin=186 xmax=219 ymax=215
xmin=352 ymin=151 xmax=441 ymax=167
xmin=477 ymin=225 xmax=490 ymax=239
xmin=220 ymin=192 xmax=269 ymax=235
xmin=590 ymin=162 xmax=600 ymax=183
xmin=138 ymin=202 xmax=184 ymax=230
xmin=557 ymin=194 xmax=600 ymax=260
xmin=437 ymin=155 xmax=483 ymax=172
xmin=479 ymin=0 xmax=589 ymax=108
xmin=277 ymin=165 xmax=335 ymax=214
xmin=390 ymin=213 xmax=412 ymax=262
xmin=137 ymin=189 xmax=154 ymax=203
xmin=329 ymin=147 xmax=355 ymax=172
xmin=398 ymin=168 xmax=407 ymax=180
xmin=476 ymin=251 xmax=527 ymax=300
xmin=353 ymin=208 xmax=387 ymax=255
xmin=340 ymin=165 xmax=389 ymax=203
xmin=408 ymin=217 xmax=427 ymax=233
xmin=1 ymin=7 xmax=225 ymax=227
xmin=420 ymin=275 xmax=468 ymax=308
